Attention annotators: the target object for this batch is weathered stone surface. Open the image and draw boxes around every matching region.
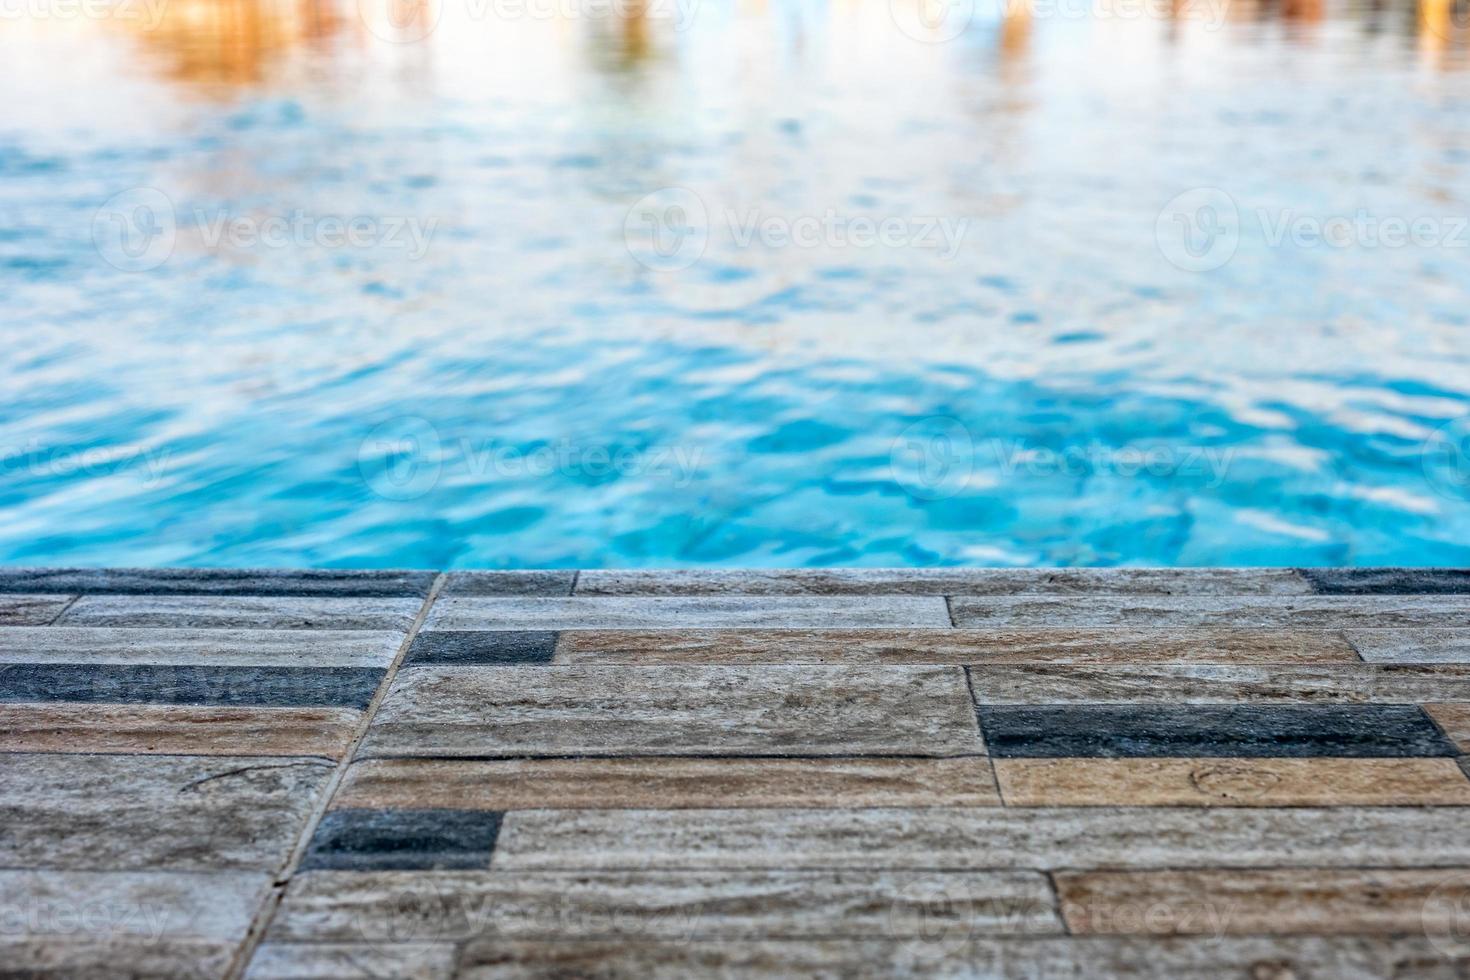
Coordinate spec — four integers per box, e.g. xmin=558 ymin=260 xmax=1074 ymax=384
xmin=455 ymin=936 xmax=1470 ymax=980
xmin=575 ymin=569 xmax=1312 ymax=596
xmin=300 ymin=809 xmax=503 ymax=871
xmin=0 ymin=663 xmax=384 ymax=708
xmin=268 ymin=870 xmax=1060 ymax=942
xmin=426 ymin=596 xmax=952 ymax=631
xmin=950 ymin=595 xmax=1470 ymax=628
xmin=405 ymin=631 xmax=557 ymax=666
xmin=0 ymin=627 xmax=403 ymax=666
xmin=58 ymin=596 xmax=422 ymax=630
xmin=968 ymin=664 xmax=1470 ymax=704
xmin=0 ymin=594 xmax=71 ymax=625
xmin=1301 ymin=567 xmax=1470 ymax=595
xmin=0 ymin=703 xmax=361 ymax=757
xmin=0 ymin=940 xmax=238 ymax=979
xmin=1348 ymin=628 xmax=1470 ymax=663
xmin=992 ymin=758 xmax=1470 ymax=806
xmin=1426 ymin=703 xmax=1470 ymax=751
xmin=1055 ymin=868 xmax=1470 ymax=935
xmin=0 ymin=870 xmax=270 ymax=940
xmin=0 ymin=567 xmax=437 ymax=597
xmin=552 ymin=628 xmax=1358 ymax=665
xmin=441 ymin=571 xmax=577 ymax=597
xmin=490 ymin=807 xmax=1470 ymax=871
xmin=245 ymin=943 xmax=457 ymax=979
xmin=975 ymin=705 xmax=1456 ymax=758
xmin=0 ymin=753 xmax=334 ymax=870
xmin=361 ymin=666 xmax=982 ymax=757
xmin=334 ymin=757 xmax=1001 ymax=810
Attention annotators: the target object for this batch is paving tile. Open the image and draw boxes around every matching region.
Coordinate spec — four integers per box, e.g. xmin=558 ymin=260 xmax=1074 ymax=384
xmin=967 ymin=664 xmax=1470 ymax=704
xmin=299 ymin=809 xmax=503 ymax=871
xmin=0 ymin=567 xmax=437 ymax=597
xmin=333 ymin=757 xmax=1001 ymax=810
xmin=57 ymin=596 xmax=422 ymax=630
xmin=268 ymin=870 xmax=1060 ymax=943
xmin=1426 ymin=703 xmax=1470 ymax=751
xmin=975 ymin=704 xmax=1456 ymax=758
xmin=360 ymin=666 xmax=982 ymax=757
xmin=245 ymin=943 xmax=457 ymax=979
xmin=0 ymin=869 xmax=270 ymax=941
xmin=1301 ymin=567 xmax=1470 ymax=594
xmin=1055 ymin=868 xmax=1470 ymax=935
xmin=574 ymin=568 xmax=1311 ymax=596
xmin=950 ymin=595 xmax=1470 ymax=628
xmin=490 ymin=806 xmax=1470 ymax=871
xmin=441 ymin=571 xmax=577 ymax=597
xmin=405 ymin=630 xmax=557 ymax=666
xmin=0 ymin=753 xmax=334 ymax=871
xmin=0 ymin=704 xmax=361 ymax=757
xmin=1348 ymin=628 xmax=1470 ymax=663
xmin=426 ymin=596 xmax=952 ymax=630
xmin=0 ymin=940 xmax=239 ymax=979
xmin=0 ymin=627 xmax=404 ymax=666
xmin=992 ymin=758 xmax=1470 ymax=806
xmin=552 ymin=628 xmax=1358 ymax=665
xmin=0 ymin=594 xmax=72 ymax=625
xmin=454 ymin=936 xmax=1469 ymax=979
xmin=0 ymin=664 xmax=384 ymax=708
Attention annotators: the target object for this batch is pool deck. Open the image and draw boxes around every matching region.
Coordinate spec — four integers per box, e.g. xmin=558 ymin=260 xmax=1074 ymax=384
xmin=3 ymin=567 xmax=1470 ymax=978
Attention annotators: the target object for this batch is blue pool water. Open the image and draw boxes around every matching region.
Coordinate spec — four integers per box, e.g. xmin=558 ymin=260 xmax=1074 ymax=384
xmin=1 ymin=0 xmax=1469 ymax=568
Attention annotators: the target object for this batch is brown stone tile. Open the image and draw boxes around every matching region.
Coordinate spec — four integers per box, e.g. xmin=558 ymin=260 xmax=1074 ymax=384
xmin=1055 ymin=868 xmax=1470 ymax=936
xmin=951 ymin=595 xmax=1470 ymax=628
xmin=1426 ymin=703 xmax=1470 ymax=751
xmin=993 ymin=758 xmax=1470 ymax=806
xmin=0 ymin=703 xmax=361 ymax=758
xmin=968 ymin=664 xmax=1470 ymax=703
xmin=0 ymin=594 xmax=72 ymax=625
xmin=553 ymin=629 xmax=1357 ymax=665
xmin=245 ymin=943 xmax=457 ymax=979
xmin=334 ymin=757 xmax=1001 ymax=810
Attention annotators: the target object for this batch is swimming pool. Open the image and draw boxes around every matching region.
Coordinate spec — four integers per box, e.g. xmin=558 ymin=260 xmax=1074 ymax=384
xmin=1 ymin=0 xmax=1468 ymax=567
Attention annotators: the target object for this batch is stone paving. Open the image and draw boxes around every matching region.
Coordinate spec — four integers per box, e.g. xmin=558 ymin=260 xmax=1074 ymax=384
xmin=1 ymin=567 xmax=1469 ymax=978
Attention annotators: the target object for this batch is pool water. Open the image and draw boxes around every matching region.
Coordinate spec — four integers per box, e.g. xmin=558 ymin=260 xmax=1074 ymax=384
xmin=1 ymin=0 xmax=1469 ymax=568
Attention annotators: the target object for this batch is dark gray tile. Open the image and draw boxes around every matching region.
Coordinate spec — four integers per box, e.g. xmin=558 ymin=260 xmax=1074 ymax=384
xmin=0 ymin=567 xmax=437 ymax=597
xmin=406 ymin=631 xmax=558 ymax=666
xmin=975 ymin=704 xmax=1458 ymax=758
xmin=1300 ymin=568 xmax=1470 ymax=595
xmin=300 ymin=809 xmax=503 ymax=871
xmin=0 ymin=664 xmax=384 ymax=709
xmin=442 ymin=571 xmax=577 ymax=597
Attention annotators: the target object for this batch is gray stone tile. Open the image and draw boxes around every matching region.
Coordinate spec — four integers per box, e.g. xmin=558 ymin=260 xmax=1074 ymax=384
xmin=0 ymin=664 xmax=384 ymax=708
xmin=0 ymin=627 xmax=404 ymax=666
xmin=0 ymin=940 xmax=238 ymax=979
xmin=1347 ymin=628 xmax=1470 ymax=663
xmin=974 ymin=705 xmax=1455 ymax=758
xmin=967 ymin=664 xmax=1470 ymax=704
xmin=299 ymin=809 xmax=503 ymax=871
xmin=575 ymin=568 xmax=1311 ymax=596
xmin=405 ymin=631 xmax=557 ymax=666
xmin=0 ymin=567 xmax=437 ymax=597
xmin=1301 ymin=567 xmax=1470 ymax=595
xmin=245 ymin=943 xmax=457 ymax=979
xmin=0 ymin=869 xmax=270 ymax=940
xmin=58 ymin=596 xmax=422 ymax=630
xmin=360 ymin=666 xmax=982 ymax=757
xmin=268 ymin=870 xmax=1060 ymax=942
xmin=0 ymin=753 xmax=334 ymax=871
xmin=0 ymin=594 xmax=72 ymax=625
xmin=950 ymin=595 xmax=1470 ymax=628
xmin=442 ymin=571 xmax=577 ymax=597
xmin=490 ymin=806 xmax=1470 ymax=871
xmin=427 ymin=596 xmax=953 ymax=630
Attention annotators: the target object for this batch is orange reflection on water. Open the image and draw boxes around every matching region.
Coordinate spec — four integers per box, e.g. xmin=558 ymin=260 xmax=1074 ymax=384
xmin=123 ymin=0 xmax=342 ymax=88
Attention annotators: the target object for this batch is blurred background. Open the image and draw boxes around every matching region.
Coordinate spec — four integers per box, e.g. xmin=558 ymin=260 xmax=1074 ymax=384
xmin=1 ymin=0 xmax=1468 ymax=568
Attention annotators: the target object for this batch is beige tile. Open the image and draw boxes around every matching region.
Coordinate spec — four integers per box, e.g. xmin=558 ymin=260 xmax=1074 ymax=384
xmin=0 ymin=704 xmax=361 ymax=758
xmin=993 ymin=758 xmax=1470 ymax=806
xmin=425 ymin=596 xmax=952 ymax=630
xmin=245 ymin=943 xmax=457 ymax=979
xmin=951 ymin=595 xmax=1470 ymax=629
xmin=0 ymin=627 xmax=404 ymax=666
xmin=334 ymin=757 xmax=1000 ymax=810
xmin=1056 ymin=868 xmax=1470 ymax=936
xmin=553 ymin=628 xmax=1357 ymax=665
xmin=1426 ymin=702 xmax=1470 ymax=751
xmin=968 ymin=664 xmax=1470 ymax=703
xmin=1347 ymin=628 xmax=1470 ymax=663
xmin=0 ymin=940 xmax=238 ymax=979
xmin=361 ymin=666 xmax=982 ymax=758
